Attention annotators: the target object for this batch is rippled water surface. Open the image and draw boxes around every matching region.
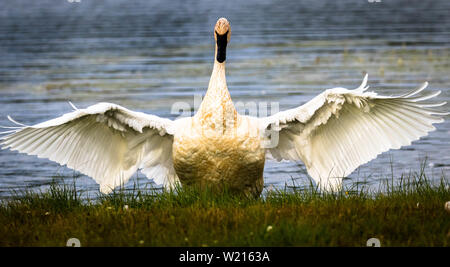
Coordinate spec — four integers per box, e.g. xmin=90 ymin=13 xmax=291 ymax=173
xmin=0 ymin=0 xmax=449 ymax=197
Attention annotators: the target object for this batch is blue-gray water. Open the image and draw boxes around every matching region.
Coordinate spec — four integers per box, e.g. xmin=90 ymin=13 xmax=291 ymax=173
xmin=0 ymin=0 xmax=449 ymax=197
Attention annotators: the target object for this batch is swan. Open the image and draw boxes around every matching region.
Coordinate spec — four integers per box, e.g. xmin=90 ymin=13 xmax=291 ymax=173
xmin=0 ymin=18 xmax=447 ymax=197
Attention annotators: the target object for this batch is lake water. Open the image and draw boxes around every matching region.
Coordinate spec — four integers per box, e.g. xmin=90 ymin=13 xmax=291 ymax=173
xmin=0 ymin=0 xmax=449 ymax=198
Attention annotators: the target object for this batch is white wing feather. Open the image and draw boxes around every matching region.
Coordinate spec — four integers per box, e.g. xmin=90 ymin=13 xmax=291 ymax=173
xmin=260 ymin=75 xmax=448 ymax=191
xmin=0 ymin=102 xmax=179 ymax=193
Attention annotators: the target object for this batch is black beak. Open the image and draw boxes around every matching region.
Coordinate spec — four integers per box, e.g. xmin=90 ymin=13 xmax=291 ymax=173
xmin=216 ymin=31 xmax=228 ymax=63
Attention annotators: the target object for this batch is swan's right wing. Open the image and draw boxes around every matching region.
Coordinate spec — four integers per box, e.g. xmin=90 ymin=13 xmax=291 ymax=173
xmin=0 ymin=102 xmax=179 ymax=193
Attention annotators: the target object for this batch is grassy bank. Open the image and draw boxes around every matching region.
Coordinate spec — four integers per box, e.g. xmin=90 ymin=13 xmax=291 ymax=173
xmin=0 ymin=172 xmax=449 ymax=247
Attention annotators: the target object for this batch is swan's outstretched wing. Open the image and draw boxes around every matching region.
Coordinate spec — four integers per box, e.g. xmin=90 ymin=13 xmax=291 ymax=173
xmin=259 ymin=75 xmax=448 ymax=191
xmin=0 ymin=102 xmax=179 ymax=193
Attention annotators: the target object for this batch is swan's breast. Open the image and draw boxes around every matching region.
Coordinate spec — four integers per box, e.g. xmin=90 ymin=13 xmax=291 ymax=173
xmin=172 ymin=116 xmax=265 ymax=195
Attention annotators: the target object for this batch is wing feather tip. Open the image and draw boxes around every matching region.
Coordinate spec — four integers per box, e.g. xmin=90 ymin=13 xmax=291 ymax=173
xmin=68 ymin=101 xmax=78 ymax=110
xmin=7 ymin=115 xmax=29 ymax=127
xmin=355 ymin=73 xmax=369 ymax=92
xmin=0 ymin=130 xmax=17 ymax=135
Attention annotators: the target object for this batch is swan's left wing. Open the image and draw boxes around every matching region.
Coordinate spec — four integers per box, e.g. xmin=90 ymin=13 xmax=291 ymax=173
xmin=259 ymin=75 xmax=448 ymax=191
xmin=0 ymin=102 xmax=179 ymax=193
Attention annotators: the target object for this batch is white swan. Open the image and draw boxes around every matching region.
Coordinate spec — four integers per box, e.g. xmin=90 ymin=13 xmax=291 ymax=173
xmin=0 ymin=18 xmax=447 ymax=196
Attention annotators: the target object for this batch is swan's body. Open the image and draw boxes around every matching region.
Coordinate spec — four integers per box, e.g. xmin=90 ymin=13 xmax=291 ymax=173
xmin=0 ymin=18 xmax=447 ymax=197
xmin=173 ymin=61 xmax=265 ymax=196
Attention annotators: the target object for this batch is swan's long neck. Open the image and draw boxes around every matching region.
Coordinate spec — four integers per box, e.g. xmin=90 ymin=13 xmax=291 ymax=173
xmin=204 ymin=60 xmax=231 ymax=106
xmin=196 ymin=50 xmax=237 ymax=132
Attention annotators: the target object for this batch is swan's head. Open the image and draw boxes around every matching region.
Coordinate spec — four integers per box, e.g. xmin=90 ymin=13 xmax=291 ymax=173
xmin=214 ymin=18 xmax=231 ymax=63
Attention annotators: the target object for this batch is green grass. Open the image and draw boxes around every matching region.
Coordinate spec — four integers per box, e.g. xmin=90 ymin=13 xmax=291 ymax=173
xmin=0 ymin=170 xmax=449 ymax=247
